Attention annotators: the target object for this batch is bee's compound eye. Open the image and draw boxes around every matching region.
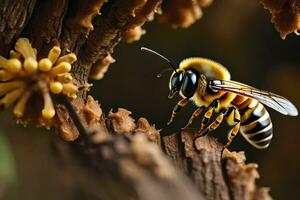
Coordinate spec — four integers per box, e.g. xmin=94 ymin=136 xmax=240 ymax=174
xmin=170 ymin=72 xmax=183 ymax=91
xmin=182 ymin=70 xmax=199 ymax=98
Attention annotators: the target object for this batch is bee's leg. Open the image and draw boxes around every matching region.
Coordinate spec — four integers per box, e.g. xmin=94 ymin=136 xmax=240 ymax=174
xmin=200 ymin=109 xmax=227 ymax=136
xmin=182 ymin=106 xmax=205 ymax=129
xmin=198 ymin=100 xmax=220 ymax=133
xmin=224 ymin=107 xmax=241 ymax=149
xmin=167 ymin=98 xmax=189 ymax=125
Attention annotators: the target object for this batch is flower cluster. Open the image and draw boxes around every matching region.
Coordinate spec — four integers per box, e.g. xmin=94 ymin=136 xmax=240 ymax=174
xmin=0 ymin=38 xmax=78 ymax=123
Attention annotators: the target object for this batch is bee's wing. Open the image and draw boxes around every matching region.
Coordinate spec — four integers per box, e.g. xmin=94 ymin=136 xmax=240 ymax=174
xmin=210 ymin=80 xmax=298 ymax=116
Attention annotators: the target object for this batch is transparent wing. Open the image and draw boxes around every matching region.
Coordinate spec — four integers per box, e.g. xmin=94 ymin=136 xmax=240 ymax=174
xmin=210 ymin=80 xmax=298 ymax=116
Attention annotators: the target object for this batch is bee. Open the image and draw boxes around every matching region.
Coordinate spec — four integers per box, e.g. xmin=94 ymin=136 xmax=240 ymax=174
xmin=141 ymin=47 xmax=298 ymax=149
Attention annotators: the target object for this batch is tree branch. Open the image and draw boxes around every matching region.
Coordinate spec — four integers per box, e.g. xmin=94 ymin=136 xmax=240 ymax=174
xmin=0 ymin=0 xmax=275 ymax=199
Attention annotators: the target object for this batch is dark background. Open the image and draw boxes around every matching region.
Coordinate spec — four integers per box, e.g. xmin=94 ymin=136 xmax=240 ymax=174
xmin=1 ymin=0 xmax=299 ymax=199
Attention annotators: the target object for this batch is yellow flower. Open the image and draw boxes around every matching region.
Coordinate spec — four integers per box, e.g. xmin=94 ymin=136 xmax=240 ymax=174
xmin=0 ymin=38 xmax=79 ymax=121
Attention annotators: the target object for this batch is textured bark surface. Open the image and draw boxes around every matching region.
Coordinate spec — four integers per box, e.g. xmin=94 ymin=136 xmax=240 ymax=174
xmin=0 ymin=0 xmax=36 ymax=54
xmin=0 ymin=0 xmax=275 ymax=199
xmin=162 ymin=132 xmax=272 ymax=200
xmin=72 ymin=127 xmax=205 ymax=200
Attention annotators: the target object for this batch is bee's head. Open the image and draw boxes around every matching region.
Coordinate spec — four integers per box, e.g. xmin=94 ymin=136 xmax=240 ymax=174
xmin=141 ymin=47 xmax=207 ymax=99
xmin=169 ymin=70 xmax=206 ymax=99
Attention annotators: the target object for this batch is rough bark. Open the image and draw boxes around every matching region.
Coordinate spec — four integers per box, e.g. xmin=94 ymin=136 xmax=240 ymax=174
xmin=0 ymin=0 xmax=36 ymax=54
xmin=162 ymin=131 xmax=272 ymax=200
xmin=0 ymin=0 xmax=274 ymax=199
xmin=77 ymin=106 xmax=272 ymax=200
xmin=72 ymin=129 xmax=205 ymax=200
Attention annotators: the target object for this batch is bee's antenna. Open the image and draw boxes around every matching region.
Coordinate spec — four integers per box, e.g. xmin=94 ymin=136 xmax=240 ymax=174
xmin=141 ymin=47 xmax=178 ymax=73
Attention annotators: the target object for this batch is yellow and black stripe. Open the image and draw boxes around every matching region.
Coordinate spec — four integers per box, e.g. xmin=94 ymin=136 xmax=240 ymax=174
xmin=192 ymin=88 xmax=273 ymax=149
xmin=233 ymin=95 xmax=273 ymax=149
xmin=176 ymin=57 xmax=274 ymax=148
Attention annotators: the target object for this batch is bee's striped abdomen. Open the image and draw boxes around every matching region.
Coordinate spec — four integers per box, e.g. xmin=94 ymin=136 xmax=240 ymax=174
xmin=233 ymin=95 xmax=273 ymax=149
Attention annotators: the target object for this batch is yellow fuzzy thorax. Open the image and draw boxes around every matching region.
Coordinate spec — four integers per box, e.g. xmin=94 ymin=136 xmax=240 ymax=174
xmin=179 ymin=57 xmax=231 ymax=80
xmin=0 ymin=38 xmax=78 ymax=122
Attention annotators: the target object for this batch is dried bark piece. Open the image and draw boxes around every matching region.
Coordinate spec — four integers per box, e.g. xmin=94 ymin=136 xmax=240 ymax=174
xmin=134 ymin=117 xmax=161 ymax=146
xmin=107 ymin=108 xmax=137 ymax=134
xmin=56 ymin=104 xmax=80 ymax=141
xmin=122 ymin=26 xmax=146 ymax=43
xmin=131 ymin=0 xmax=162 ymax=25
xmin=89 ymin=54 xmax=115 ymax=80
xmin=81 ymin=95 xmax=108 ymax=142
xmin=82 ymin=95 xmax=102 ymax=124
xmin=222 ymin=149 xmax=272 ymax=200
xmin=106 ymin=108 xmax=161 ymax=144
xmin=72 ymin=0 xmax=108 ymax=31
xmin=135 ymin=117 xmax=161 ymax=145
xmin=260 ymin=0 xmax=300 ymax=39
xmin=159 ymin=0 xmax=206 ymax=28
xmin=162 ymin=131 xmax=272 ymax=200
xmin=122 ymin=0 xmax=162 ymax=44
xmin=122 ymin=0 xmax=162 ymax=43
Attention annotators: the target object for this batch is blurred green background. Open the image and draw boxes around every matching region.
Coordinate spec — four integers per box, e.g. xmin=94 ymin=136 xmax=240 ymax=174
xmin=1 ymin=0 xmax=299 ymax=199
